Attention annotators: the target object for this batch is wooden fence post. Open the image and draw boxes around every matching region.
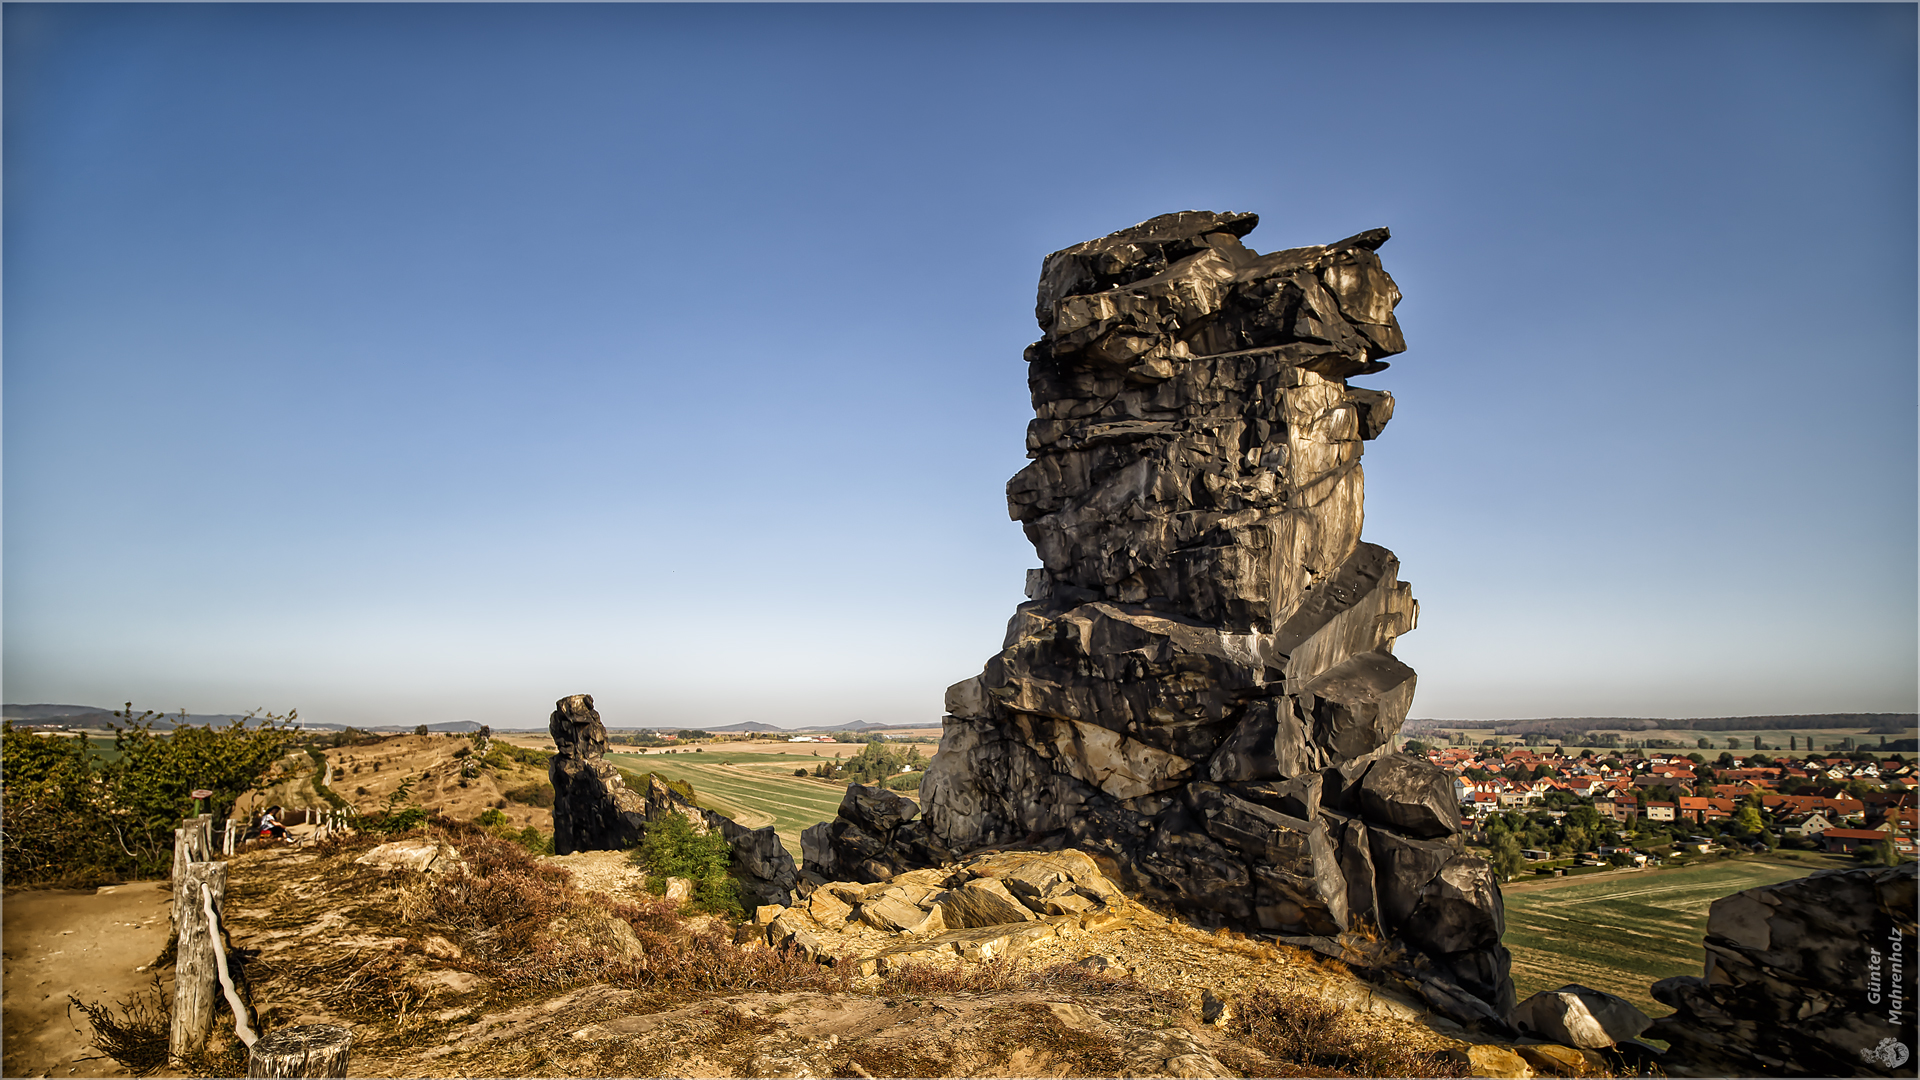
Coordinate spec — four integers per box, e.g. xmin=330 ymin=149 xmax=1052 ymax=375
xmin=170 ymin=815 xmax=215 ymax=934
xmin=246 ymin=1024 xmax=353 ymax=1078
xmin=169 ymin=859 xmax=227 ymax=1061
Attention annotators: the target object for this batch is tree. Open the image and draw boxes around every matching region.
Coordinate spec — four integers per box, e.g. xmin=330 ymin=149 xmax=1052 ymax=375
xmin=1491 ymin=833 xmax=1526 ymax=880
xmin=1697 ymin=738 xmax=1712 ymax=750
xmin=2 ymin=706 xmax=297 ymax=886
xmin=102 ymin=706 xmax=298 ymax=865
xmin=414 ymin=724 xmax=428 ymax=736
xmin=1403 ymin=740 xmax=1428 ymax=755
xmin=1734 ymin=805 xmax=1765 ymax=835
xmin=1717 ymin=752 xmax=1736 ymax=767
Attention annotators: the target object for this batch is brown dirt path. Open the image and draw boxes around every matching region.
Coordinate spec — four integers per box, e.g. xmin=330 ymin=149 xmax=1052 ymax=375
xmin=2 ymin=881 xmax=173 ymax=1078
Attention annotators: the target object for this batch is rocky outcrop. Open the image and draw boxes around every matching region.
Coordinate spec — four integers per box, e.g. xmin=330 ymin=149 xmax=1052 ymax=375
xmin=548 ymin=693 xmax=797 ymax=906
xmin=801 ymin=783 xmax=943 ymax=884
xmin=1649 ymin=862 xmax=1917 ymax=1078
xmin=802 ymin=212 xmax=1512 ymax=1027
xmin=548 ymin=694 xmax=648 ymax=855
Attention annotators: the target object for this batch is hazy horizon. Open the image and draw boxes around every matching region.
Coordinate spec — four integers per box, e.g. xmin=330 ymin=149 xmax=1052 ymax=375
xmin=7 ymin=5 xmax=1915 ymax=730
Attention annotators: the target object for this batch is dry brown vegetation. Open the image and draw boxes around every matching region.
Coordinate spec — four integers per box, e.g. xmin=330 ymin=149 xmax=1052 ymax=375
xmin=75 ymin=816 xmax=1509 ymax=1078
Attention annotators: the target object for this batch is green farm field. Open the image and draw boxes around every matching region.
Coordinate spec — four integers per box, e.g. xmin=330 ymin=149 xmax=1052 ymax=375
xmin=607 ymin=750 xmax=852 ymax=858
xmin=1502 ymin=857 xmax=1825 ymax=1016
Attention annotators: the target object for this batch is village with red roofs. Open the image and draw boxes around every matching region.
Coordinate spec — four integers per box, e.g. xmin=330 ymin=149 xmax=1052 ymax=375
xmin=1407 ymin=736 xmax=1917 ymax=878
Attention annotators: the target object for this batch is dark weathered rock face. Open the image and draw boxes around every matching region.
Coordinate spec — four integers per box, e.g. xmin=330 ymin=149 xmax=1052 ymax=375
xmin=548 ymin=694 xmax=647 ymax=856
xmin=1650 ymin=863 xmax=1917 ymax=1078
xmin=800 ymin=212 xmax=1513 ymax=1026
xmin=548 ymin=694 xmax=797 ymax=906
xmin=801 ymin=783 xmax=941 ymax=885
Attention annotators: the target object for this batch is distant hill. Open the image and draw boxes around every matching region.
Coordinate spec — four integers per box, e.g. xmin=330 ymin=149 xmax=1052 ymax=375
xmin=707 ymin=721 xmax=785 ymax=733
xmin=3 ymin=704 xmax=114 ymax=722
xmin=3 ymin=704 xmax=274 ymax=729
xmin=366 ymin=720 xmax=486 ymax=733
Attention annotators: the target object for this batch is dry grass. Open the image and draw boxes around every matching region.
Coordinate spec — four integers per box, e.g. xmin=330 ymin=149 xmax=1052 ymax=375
xmin=1221 ymin=986 xmax=1471 ymax=1078
xmin=290 ymin=817 xmax=848 ymax=1016
xmin=66 ymin=976 xmax=170 ymax=1076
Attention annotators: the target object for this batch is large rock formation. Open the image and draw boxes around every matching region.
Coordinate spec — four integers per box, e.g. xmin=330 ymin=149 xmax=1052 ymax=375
xmin=549 ymin=694 xmax=648 ymax=855
xmin=803 ymin=212 xmax=1513 ymax=1026
xmin=1650 ymin=862 xmax=1917 ymax=1077
xmin=549 ymin=694 xmax=797 ymax=906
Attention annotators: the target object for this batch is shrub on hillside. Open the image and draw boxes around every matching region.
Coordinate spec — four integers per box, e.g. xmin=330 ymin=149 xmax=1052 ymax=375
xmin=503 ymin=781 xmax=555 ymax=808
xmin=630 ymin=812 xmax=743 ymax=918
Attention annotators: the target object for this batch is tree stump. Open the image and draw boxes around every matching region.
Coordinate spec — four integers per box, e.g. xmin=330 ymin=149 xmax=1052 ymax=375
xmin=246 ymin=1025 xmax=353 ymax=1078
xmin=168 ymin=859 xmax=226 ymax=1060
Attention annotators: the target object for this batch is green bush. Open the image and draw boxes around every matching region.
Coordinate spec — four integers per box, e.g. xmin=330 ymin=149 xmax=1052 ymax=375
xmin=476 ymin=808 xmax=508 ymax=829
xmin=884 ymin=772 xmax=924 ymax=791
xmin=515 ymin=825 xmax=554 ymax=856
xmin=629 ymin=812 xmax=742 ymax=918
xmin=2 ymin=706 xmax=298 ymax=886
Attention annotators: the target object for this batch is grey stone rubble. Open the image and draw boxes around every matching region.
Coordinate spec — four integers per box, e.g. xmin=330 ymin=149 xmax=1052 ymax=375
xmin=744 ymin=847 xmax=1131 ymax=974
xmin=1650 ymin=862 xmax=1918 ymax=1078
xmin=548 ymin=693 xmax=797 ymax=907
xmin=801 ymin=212 xmax=1514 ymax=1028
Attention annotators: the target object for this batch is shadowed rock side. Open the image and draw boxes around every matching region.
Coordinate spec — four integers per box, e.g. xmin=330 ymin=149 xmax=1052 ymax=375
xmin=1649 ymin=863 xmax=1917 ymax=1078
xmin=802 ymin=212 xmax=1513 ymax=1030
xmin=549 ymin=694 xmax=797 ymax=906
xmin=549 ymin=694 xmax=648 ymax=855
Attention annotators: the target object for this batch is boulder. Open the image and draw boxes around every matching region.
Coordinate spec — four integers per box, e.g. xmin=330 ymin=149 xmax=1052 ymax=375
xmin=1512 ymin=985 xmax=1651 ymax=1049
xmin=932 ymin=877 xmax=1038 ymax=929
xmin=840 ymin=784 xmax=919 ymax=833
xmin=355 ymin=840 xmax=460 ymax=874
xmin=1368 ymin=828 xmax=1455 ymax=931
xmin=1402 ymin=856 xmax=1505 ymax=954
xmin=1357 ymin=752 xmax=1459 ymax=838
xmin=1446 ymin=1044 xmax=1532 ymax=1078
xmin=1513 ymin=1043 xmax=1592 ymax=1077
xmin=857 ymin=892 xmax=930 ymax=933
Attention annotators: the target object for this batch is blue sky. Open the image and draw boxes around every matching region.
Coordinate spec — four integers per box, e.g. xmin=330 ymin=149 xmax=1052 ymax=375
xmin=6 ymin=3 xmax=1915 ymax=730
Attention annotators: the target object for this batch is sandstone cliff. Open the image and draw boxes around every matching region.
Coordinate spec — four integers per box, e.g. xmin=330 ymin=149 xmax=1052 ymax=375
xmin=805 ymin=212 xmax=1513 ymax=1028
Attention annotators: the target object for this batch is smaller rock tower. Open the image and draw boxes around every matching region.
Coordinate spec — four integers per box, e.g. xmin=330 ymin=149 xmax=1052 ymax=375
xmin=547 ymin=693 xmax=647 ymax=855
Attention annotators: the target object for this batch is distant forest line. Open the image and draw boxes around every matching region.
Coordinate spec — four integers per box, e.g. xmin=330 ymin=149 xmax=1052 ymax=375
xmin=1404 ymin=714 xmax=1916 ymax=738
